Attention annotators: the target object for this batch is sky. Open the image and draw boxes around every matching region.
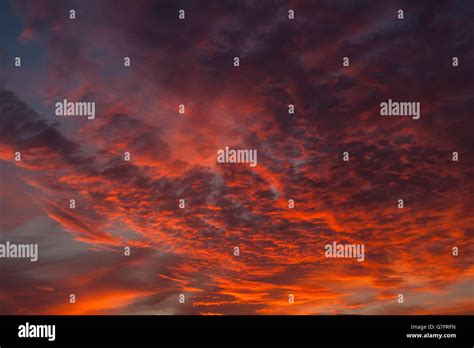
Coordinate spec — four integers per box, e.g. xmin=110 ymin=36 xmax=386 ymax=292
xmin=0 ymin=0 xmax=473 ymax=315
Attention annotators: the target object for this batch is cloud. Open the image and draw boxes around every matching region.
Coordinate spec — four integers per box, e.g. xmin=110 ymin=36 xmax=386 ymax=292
xmin=0 ymin=0 xmax=473 ymax=314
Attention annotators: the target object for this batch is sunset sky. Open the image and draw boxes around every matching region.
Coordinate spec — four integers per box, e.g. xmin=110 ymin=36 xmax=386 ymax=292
xmin=0 ymin=0 xmax=473 ymax=315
